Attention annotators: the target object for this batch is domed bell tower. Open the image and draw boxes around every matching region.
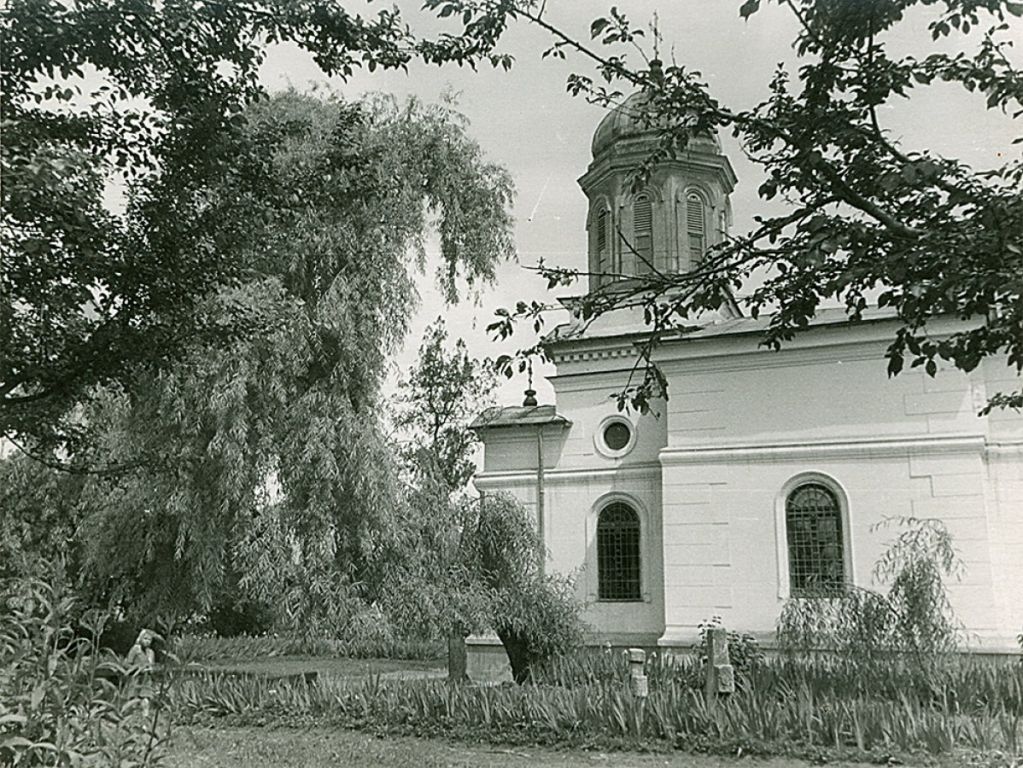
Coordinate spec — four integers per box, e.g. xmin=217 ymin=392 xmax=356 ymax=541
xmin=579 ymin=78 xmax=738 ymax=293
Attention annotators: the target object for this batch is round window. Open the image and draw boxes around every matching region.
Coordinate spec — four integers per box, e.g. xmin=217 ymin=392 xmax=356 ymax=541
xmin=603 ymin=421 xmax=632 ymax=451
xmin=595 ymin=415 xmax=637 ymax=458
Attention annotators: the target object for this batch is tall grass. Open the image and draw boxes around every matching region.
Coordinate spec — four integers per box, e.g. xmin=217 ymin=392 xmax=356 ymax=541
xmin=174 ymin=633 xmax=444 ymax=664
xmin=167 ymin=650 xmax=1023 ymax=757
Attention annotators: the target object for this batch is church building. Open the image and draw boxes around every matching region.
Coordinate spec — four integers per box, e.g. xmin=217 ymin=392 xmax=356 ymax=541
xmin=470 ymin=94 xmax=1023 ymax=664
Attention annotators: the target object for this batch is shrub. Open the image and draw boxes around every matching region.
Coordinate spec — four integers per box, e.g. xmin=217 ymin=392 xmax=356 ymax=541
xmin=0 ymin=577 xmax=170 ymax=766
xmin=206 ymin=596 xmax=275 ymax=638
xmin=464 ymin=493 xmax=586 ymax=683
xmin=777 ymin=516 xmax=962 ymax=669
xmin=493 ymin=572 xmax=587 ymax=683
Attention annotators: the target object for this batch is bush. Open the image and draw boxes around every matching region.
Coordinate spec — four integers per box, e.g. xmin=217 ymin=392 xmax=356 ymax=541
xmin=777 ymin=517 xmax=963 ymax=669
xmin=493 ymin=572 xmax=587 ymax=684
xmin=464 ymin=493 xmax=586 ymax=683
xmin=206 ymin=596 xmax=275 ymax=638
xmin=0 ymin=577 xmax=170 ymax=766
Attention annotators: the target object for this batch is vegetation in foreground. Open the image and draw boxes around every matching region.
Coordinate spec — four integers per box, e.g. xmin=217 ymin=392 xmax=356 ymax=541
xmin=164 ymin=650 xmax=1023 ymax=765
xmin=4 ymin=570 xmax=1022 ymax=768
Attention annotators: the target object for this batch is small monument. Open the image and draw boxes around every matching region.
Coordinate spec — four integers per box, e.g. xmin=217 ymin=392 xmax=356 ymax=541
xmin=703 ymin=627 xmax=735 ymax=711
xmin=627 ymin=647 xmax=648 ymax=699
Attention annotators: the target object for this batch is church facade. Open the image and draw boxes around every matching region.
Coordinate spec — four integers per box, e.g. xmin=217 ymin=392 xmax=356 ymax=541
xmin=471 ymin=95 xmax=1023 ymax=658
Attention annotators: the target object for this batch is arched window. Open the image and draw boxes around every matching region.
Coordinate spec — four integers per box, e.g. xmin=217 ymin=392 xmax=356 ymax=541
xmin=785 ymin=483 xmax=845 ymax=594
xmin=596 ymin=208 xmax=611 ymax=282
xmin=597 ymin=502 xmax=641 ymax=600
xmin=633 ymin=194 xmax=653 ymax=273
xmin=686 ymin=192 xmax=705 ymax=261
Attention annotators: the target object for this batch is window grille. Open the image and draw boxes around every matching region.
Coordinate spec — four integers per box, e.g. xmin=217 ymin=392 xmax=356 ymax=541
xmin=634 ymin=195 xmax=653 ymax=273
xmin=786 ymin=483 xmax=845 ymax=594
xmin=597 ymin=503 xmax=641 ymax=600
xmin=686 ymin=193 xmax=705 ymax=261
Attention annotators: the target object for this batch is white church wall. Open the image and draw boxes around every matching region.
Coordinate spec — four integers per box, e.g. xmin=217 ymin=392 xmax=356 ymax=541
xmin=474 ymin=466 xmax=665 ymax=642
xmin=478 ymin=319 xmax=1020 ymax=652
xmin=547 ymin=369 xmax=667 ymax=470
xmin=987 ymin=449 xmax=1023 ymax=642
xmin=652 ymin=327 xmax=1020 ymax=651
xmin=657 ymin=445 xmax=1015 ymax=648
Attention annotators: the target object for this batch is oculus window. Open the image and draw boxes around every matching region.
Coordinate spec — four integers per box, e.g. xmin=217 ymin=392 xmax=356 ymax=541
xmin=595 ymin=415 xmax=636 ymax=458
xmin=603 ymin=421 xmax=631 ymax=451
xmin=786 ymin=483 xmax=845 ymax=594
xmin=597 ymin=502 xmax=641 ymax=601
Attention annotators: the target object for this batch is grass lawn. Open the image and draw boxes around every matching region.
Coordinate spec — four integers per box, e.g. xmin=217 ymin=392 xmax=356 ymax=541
xmin=165 ymin=726 xmax=882 ymax=768
xmin=199 ymin=655 xmax=445 ymax=679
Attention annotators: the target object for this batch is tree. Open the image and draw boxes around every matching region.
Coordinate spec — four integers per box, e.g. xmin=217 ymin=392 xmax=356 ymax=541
xmin=462 ymin=492 xmax=585 ymax=684
xmin=1 ymin=89 xmax=515 ymax=626
xmin=0 ymin=453 xmax=86 ymax=581
xmin=777 ymin=517 xmax=963 ymax=674
xmin=387 ymin=326 xmax=583 ymax=683
xmin=439 ymin=0 xmax=1023 ymax=412
xmin=0 ymin=0 xmax=515 ymax=452
xmin=390 ymin=491 xmax=585 ymax=684
xmin=395 ymin=319 xmax=496 ymax=493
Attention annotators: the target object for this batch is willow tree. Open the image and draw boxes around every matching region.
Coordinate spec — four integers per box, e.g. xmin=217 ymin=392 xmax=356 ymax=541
xmin=0 ymin=0 xmax=514 ymax=453
xmin=34 ymin=91 xmax=515 ymax=626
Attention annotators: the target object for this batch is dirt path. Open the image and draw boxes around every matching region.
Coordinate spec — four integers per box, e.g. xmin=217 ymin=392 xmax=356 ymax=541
xmin=166 ymin=726 xmax=881 ymax=768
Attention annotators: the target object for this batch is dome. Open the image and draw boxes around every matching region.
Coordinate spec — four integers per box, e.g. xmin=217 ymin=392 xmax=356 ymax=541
xmin=590 ymin=91 xmax=721 ymax=158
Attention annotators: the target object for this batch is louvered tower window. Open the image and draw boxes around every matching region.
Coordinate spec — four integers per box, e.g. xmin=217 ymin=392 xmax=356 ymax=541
xmin=786 ymin=484 xmax=845 ymax=594
xmin=597 ymin=503 xmax=641 ymax=601
xmin=686 ymin=192 xmax=706 ymax=261
xmin=596 ymin=208 xmax=610 ymax=282
xmin=633 ymin=194 xmax=653 ymax=274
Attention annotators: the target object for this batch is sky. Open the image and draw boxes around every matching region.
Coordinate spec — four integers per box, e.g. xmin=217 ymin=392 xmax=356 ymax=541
xmin=257 ymin=0 xmax=1022 ymax=407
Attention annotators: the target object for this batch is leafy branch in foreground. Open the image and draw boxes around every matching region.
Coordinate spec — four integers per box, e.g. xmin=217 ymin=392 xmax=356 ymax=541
xmin=445 ymin=0 xmax=1023 ymax=412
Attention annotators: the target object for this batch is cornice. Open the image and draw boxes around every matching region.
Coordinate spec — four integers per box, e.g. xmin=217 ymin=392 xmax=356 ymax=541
xmin=659 ymin=434 xmax=988 ymax=465
xmin=475 ymin=462 xmax=662 ymax=490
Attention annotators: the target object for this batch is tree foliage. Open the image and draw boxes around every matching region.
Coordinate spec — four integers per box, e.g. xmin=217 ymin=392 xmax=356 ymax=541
xmin=777 ymin=517 xmax=963 ymax=665
xmin=0 ymin=0 xmax=514 ymax=451
xmin=442 ymin=0 xmax=1023 ymax=412
xmin=452 ymin=492 xmax=586 ymax=683
xmin=0 ymin=90 xmax=515 ymax=627
xmin=395 ymin=319 xmax=496 ymax=493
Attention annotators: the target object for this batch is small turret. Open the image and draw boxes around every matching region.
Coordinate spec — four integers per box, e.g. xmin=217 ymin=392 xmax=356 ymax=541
xmin=580 ymin=91 xmax=737 ymax=291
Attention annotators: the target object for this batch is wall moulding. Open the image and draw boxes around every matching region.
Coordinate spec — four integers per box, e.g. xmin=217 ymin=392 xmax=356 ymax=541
xmin=660 ymin=435 xmax=987 ymax=466
xmin=474 ymin=462 xmax=662 ymax=490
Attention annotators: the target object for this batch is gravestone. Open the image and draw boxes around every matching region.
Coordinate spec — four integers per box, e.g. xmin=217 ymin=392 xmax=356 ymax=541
xmin=703 ymin=627 xmax=735 ymax=711
xmin=447 ymin=633 xmax=467 ymax=683
xmin=627 ymin=647 xmax=648 ymax=698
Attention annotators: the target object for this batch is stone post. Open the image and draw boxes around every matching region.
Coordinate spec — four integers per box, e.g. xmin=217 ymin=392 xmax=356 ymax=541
xmin=627 ymin=647 xmax=648 ymax=698
xmin=447 ymin=633 xmax=467 ymax=683
xmin=703 ymin=627 xmax=734 ymax=711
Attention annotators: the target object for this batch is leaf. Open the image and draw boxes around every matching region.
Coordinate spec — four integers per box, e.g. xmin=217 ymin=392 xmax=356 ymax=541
xmin=887 ymin=354 xmax=904 ymax=377
xmin=739 ymin=0 xmax=760 ymax=20
xmin=590 ymin=18 xmax=610 ymax=38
